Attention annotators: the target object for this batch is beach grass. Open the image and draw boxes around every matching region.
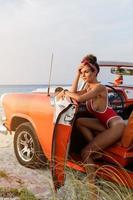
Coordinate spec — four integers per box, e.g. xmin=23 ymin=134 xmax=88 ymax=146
xmin=0 ymin=187 xmax=38 ymax=200
xmin=48 ymin=151 xmax=133 ymax=200
xmin=19 ymin=188 xmax=38 ymax=200
xmin=55 ymin=166 xmax=133 ymax=200
xmin=0 ymin=170 xmax=9 ymax=178
xmin=0 ymin=104 xmax=133 ymax=199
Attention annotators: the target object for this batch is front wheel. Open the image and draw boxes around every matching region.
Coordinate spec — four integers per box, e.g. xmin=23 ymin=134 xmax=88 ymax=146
xmin=14 ymin=122 xmax=46 ymax=168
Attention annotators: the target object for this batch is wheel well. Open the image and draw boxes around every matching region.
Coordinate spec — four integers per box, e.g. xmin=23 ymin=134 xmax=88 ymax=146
xmin=11 ymin=117 xmax=30 ymax=131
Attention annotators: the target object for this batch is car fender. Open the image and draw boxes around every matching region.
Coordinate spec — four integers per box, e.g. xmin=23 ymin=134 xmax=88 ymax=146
xmin=10 ymin=112 xmax=55 ymax=160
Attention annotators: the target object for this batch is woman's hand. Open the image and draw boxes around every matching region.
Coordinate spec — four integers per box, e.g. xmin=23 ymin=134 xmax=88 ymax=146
xmin=77 ymin=63 xmax=84 ymax=75
xmin=64 ymin=90 xmax=79 ymax=102
xmin=63 ymin=89 xmax=68 ymax=96
xmin=56 ymin=90 xmax=65 ymax=101
xmin=70 ymin=63 xmax=84 ymax=93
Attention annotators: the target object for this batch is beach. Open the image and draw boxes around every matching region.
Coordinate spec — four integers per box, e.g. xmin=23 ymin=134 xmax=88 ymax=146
xmin=0 ymin=85 xmax=132 ymax=200
xmin=0 ymin=85 xmax=69 ymax=200
xmin=1 ymin=133 xmax=133 ymax=200
xmin=0 ymin=132 xmax=53 ymax=200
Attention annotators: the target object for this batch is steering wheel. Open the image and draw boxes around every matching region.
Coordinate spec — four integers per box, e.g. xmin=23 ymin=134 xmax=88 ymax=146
xmin=106 ymin=85 xmax=125 ymax=114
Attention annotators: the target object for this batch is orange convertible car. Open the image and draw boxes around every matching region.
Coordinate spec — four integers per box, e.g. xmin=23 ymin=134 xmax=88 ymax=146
xmin=0 ymin=62 xmax=133 ymax=190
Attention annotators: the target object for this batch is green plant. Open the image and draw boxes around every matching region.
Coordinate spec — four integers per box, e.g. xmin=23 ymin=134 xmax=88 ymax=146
xmin=0 ymin=170 xmax=8 ymax=178
xmin=19 ymin=188 xmax=38 ymax=200
xmin=0 ymin=187 xmax=38 ymax=200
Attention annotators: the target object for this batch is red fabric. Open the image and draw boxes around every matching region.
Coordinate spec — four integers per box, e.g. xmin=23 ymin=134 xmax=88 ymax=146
xmin=81 ymin=59 xmax=98 ymax=74
xmin=81 ymin=59 xmax=89 ymax=65
xmin=86 ymin=100 xmax=118 ymax=127
xmin=114 ymin=75 xmax=123 ymax=86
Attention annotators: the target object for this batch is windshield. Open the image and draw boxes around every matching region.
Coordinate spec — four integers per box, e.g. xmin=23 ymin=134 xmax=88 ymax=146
xmin=98 ymin=67 xmax=133 ymax=86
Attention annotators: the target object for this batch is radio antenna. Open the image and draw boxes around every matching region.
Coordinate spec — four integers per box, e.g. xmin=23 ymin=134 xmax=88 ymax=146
xmin=47 ymin=52 xmax=54 ymax=96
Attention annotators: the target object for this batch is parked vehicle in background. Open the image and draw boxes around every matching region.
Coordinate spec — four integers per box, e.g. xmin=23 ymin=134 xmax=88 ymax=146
xmin=0 ymin=62 xmax=133 ymax=190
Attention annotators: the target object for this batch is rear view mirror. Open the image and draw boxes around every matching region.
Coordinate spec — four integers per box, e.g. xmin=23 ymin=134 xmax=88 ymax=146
xmin=111 ymin=67 xmax=133 ymax=75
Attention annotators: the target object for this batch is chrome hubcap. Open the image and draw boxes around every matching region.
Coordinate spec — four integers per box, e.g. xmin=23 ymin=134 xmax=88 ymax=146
xmin=17 ymin=131 xmax=34 ymax=162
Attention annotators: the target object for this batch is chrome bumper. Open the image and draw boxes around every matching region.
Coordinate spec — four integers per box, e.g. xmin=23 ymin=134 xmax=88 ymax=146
xmin=0 ymin=123 xmax=8 ymax=135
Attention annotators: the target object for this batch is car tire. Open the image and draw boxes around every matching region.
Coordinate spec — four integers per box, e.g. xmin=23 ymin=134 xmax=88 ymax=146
xmin=14 ymin=122 xmax=47 ymax=168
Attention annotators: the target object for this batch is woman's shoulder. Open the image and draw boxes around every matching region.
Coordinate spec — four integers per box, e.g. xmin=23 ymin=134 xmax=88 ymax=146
xmin=87 ymin=83 xmax=106 ymax=93
xmin=95 ymin=83 xmax=106 ymax=91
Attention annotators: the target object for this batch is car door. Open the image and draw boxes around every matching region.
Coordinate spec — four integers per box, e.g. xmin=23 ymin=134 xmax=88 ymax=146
xmin=51 ymin=99 xmax=78 ymax=191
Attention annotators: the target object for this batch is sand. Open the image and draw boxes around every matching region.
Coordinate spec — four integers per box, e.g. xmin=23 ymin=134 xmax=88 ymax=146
xmin=0 ymin=132 xmax=54 ymax=200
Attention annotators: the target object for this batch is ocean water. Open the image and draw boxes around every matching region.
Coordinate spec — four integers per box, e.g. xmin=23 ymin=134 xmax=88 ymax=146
xmin=0 ymin=84 xmax=70 ymax=97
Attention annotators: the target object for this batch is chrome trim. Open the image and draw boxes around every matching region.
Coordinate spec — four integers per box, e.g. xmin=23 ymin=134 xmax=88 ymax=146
xmin=0 ymin=123 xmax=8 ymax=135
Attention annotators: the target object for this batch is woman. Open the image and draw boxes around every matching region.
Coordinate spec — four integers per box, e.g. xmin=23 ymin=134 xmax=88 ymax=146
xmin=65 ymin=55 xmax=125 ymax=196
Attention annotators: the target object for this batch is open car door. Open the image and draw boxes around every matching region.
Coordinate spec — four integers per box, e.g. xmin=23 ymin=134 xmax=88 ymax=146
xmin=51 ymin=97 xmax=78 ymax=191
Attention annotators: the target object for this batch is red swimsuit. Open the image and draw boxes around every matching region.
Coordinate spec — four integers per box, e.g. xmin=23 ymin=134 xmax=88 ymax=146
xmin=86 ymin=98 xmax=119 ymax=128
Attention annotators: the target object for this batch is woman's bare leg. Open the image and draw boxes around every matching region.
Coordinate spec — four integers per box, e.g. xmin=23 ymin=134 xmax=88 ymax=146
xmin=81 ymin=121 xmax=125 ymax=200
xmin=81 ymin=121 xmax=125 ymax=163
xmin=76 ymin=118 xmax=106 ymax=142
xmin=77 ymin=126 xmax=94 ymax=141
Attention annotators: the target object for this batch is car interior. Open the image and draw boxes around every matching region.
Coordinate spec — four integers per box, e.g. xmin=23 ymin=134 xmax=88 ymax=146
xmin=68 ymin=86 xmax=133 ymax=172
xmin=53 ymin=66 xmax=133 ymax=173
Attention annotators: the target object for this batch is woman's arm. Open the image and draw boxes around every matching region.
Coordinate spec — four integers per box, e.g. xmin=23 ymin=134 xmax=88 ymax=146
xmin=70 ymin=73 xmax=80 ymax=92
xmin=65 ymin=84 xmax=105 ymax=102
xmin=76 ymin=90 xmax=87 ymax=95
xmin=70 ymin=64 xmax=84 ymax=92
xmin=55 ymin=90 xmax=64 ymax=101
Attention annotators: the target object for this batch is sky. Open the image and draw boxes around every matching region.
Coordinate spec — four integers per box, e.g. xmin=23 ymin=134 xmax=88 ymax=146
xmin=0 ymin=0 xmax=133 ymax=85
